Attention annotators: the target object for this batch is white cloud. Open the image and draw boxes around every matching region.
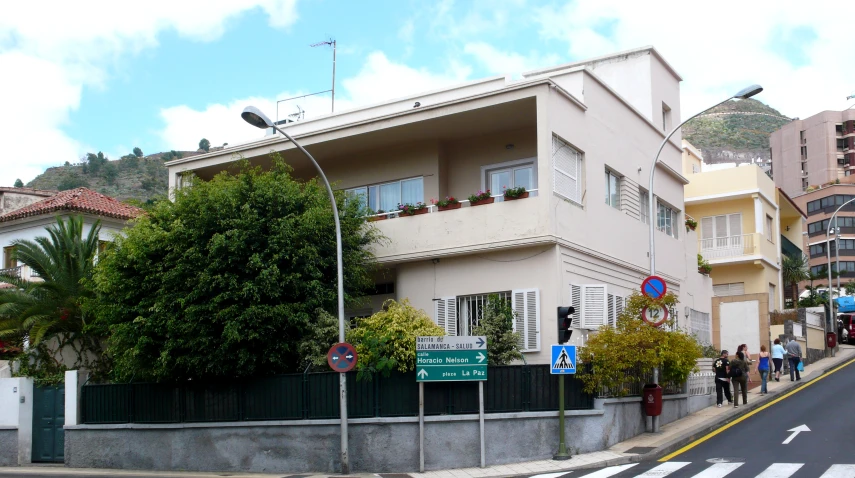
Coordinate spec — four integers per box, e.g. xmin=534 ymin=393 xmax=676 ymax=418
xmin=0 ymin=1 xmax=298 ymax=186
xmin=157 ymin=52 xmax=472 ymax=150
xmin=532 ymin=0 xmax=851 ymax=119
xmin=463 ymin=42 xmax=561 ymax=77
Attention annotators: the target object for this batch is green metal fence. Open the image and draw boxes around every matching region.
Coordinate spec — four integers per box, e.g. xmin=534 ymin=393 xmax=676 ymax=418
xmin=81 ymin=365 xmax=594 ymax=424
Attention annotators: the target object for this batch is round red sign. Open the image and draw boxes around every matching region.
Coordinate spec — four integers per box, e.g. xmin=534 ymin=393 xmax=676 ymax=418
xmin=327 ymin=342 xmax=358 ymax=372
xmin=641 ymin=305 xmax=669 ymax=327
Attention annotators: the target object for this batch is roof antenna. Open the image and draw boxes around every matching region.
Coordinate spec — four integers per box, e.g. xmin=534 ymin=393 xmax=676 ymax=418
xmin=311 ymin=38 xmax=337 ymax=114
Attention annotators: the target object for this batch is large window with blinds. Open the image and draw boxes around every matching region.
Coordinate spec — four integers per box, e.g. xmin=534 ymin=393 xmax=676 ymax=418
xmin=700 ymin=213 xmax=742 ymax=252
xmin=552 ymin=135 xmax=583 ymax=205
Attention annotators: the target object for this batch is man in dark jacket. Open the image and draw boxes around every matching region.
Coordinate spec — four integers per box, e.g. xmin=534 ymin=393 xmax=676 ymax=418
xmin=786 ymin=339 xmax=802 ymax=381
xmin=713 ymin=350 xmax=732 ymax=408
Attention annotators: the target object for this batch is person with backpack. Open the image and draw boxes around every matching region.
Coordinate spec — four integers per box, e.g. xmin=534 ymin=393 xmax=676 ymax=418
xmin=713 ymin=350 xmax=732 ymax=408
xmin=786 ymin=338 xmax=802 ymax=381
xmin=729 ymin=351 xmax=749 ymax=408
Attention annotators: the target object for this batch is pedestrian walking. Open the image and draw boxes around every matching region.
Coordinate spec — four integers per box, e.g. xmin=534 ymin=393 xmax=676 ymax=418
xmin=729 ymin=351 xmax=749 ymax=407
xmin=713 ymin=350 xmax=732 ymax=408
xmin=785 ymin=339 xmax=802 ymax=381
xmin=771 ymin=338 xmax=785 ymax=382
xmin=757 ymin=345 xmax=770 ymax=394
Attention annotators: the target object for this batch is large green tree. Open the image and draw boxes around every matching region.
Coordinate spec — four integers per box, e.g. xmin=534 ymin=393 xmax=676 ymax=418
xmin=90 ymin=158 xmax=379 ymax=381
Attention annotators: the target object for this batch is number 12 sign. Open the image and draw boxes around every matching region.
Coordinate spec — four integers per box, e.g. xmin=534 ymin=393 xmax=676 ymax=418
xmin=641 ymin=305 xmax=668 ymax=327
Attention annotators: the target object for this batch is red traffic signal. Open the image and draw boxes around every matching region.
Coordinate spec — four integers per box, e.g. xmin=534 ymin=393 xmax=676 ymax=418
xmin=557 ymin=306 xmax=574 ymax=344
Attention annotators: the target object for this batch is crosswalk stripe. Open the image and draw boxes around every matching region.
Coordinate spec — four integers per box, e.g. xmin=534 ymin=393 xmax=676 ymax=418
xmin=690 ymin=462 xmax=743 ymax=477
xmin=579 ymin=464 xmax=638 ymax=478
xmin=634 ymin=461 xmax=691 ymax=476
xmin=528 ymin=473 xmax=572 ymax=478
xmin=755 ymin=463 xmax=804 ymax=478
xmin=820 ymin=465 xmax=855 ymax=478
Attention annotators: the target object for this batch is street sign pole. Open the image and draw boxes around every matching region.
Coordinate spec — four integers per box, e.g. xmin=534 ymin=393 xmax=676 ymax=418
xmin=641 ymin=276 xmax=667 ymax=434
xmin=419 ymin=382 xmax=425 ymax=473
xmin=479 ymin=381 xmax=485 ymax=468
xmin=554 ymin=374 xmax=570 ymax=460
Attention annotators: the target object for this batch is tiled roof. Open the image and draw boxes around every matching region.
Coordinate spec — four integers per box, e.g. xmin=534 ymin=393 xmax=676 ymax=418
xmin=0 ymin=188 xmax=144 ymax=223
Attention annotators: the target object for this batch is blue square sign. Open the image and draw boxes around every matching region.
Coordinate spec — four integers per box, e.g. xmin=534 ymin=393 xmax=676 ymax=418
xmin=551 ymin=344 xmax=577 ymax=375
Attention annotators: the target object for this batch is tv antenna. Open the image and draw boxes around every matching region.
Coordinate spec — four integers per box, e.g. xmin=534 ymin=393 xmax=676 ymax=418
xmin=289 ymin=104 xmax=305 ymax=121
xmin=311 ymin=38 xmax=336 ymax=113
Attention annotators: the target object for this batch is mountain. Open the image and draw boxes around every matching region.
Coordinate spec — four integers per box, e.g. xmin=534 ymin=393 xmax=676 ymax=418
xmin=682 ymin=98 xmax=793 ymax=164
xmin=25 ymin=149 xmax=209 ymax=203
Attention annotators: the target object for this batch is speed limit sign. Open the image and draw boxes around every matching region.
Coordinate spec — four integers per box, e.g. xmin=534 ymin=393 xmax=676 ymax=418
xmin=641 ymin=305 xmax=669 ymax=327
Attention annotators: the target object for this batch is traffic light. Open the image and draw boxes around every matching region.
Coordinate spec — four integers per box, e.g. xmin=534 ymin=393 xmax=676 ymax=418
xmin=557 ymin=306 xmax=575 ymax=344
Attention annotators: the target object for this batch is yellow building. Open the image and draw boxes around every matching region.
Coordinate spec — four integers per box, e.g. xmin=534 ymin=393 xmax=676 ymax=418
xmin=684 ymin=144 xmax=805 ymax=362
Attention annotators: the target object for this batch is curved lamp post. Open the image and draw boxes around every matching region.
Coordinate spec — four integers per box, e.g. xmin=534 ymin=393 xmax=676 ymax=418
xmin=646 ymin=84 xmax=762 ymax=433
xmin=241 ymin=106 xmax=350 ymax=473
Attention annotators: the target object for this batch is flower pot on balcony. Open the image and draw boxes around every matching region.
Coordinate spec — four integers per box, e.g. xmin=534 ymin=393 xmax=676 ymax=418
xmin=368 ymin=215 xmax=387 ymax=222
xmin=470 ymin=197 xmax=495 ymax=207
xmin=401 ymin=208 xmax=429 ymax=216
xmin=504 ymin=192 xmax=530 ymax=201
xmin=438 ymin=203 xmax=462 ymax=211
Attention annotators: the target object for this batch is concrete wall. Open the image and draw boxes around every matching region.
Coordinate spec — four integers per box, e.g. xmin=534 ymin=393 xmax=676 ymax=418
xmin=65 ymin=394 xmax=698 ymax=474
xmin=0 ymin=428 xmax=17 ymax=466
xmin=0 ymin=377 xmax=33 ymax=465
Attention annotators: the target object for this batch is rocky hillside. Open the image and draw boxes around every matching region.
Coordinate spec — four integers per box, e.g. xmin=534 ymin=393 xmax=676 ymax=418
xmin=26 ymin=149 xmax=206 ymax=203
xmin=682 ymin=99 xmax=792 ymax=164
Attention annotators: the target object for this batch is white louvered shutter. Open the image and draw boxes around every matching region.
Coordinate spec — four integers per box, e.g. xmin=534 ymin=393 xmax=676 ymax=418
xmin=434 ymin=297 xmax=458 ymax=336
xmin=581 ymin=285 xmax=607 ymax=329
xmin=512 ymin=288 xmax=541 ymax=352
xmin=553 ymin=136 xmax=581 ymax=203
xmin=701 ymin=217 xmax=713 ymax=240
xmin=607 ymin=294 xmax=616 ymax=328
xmin=616 ymin=296 xmax=624 ymax=325
xmin=570 ymin=284 xmax=582 ymax=328
xmin=729 ymin=213 xmax=742 ymax=236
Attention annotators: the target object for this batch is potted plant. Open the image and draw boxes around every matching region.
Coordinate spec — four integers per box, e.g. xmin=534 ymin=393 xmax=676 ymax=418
xmin=368 ymin=209 xmax=387 ymax=222
xmin=503 ymin=186 xmax=529 ymax=201
xmin=468 ymin=190 xmax=493 ymax=207
xmin=685 ymin=218 xmax=697 ymax=232
xmin=431 ymin=197 xmax=461 ymax=211
xmin=697 ymin=253 xmax=712 ymax=275
xmin=398 ymin=202 xmax=428 ymax=216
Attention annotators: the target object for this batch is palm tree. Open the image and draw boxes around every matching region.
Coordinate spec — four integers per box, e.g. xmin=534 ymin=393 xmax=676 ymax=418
xmin=782 ymin=253 xmax=809 ymax=308
xmin=0 ymin=216 xmax=100 ymax=346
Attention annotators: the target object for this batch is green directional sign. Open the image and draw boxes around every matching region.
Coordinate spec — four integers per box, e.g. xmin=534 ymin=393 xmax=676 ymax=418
xmin=415 ymin=336 xmax=487 ymax=382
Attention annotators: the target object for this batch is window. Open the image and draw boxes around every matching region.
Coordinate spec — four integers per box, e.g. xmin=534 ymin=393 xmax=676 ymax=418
xmin=605 ymin=169 xmax=620 ymax=209
xmin=769 ymin=284 xmax=777 ymax=311
xmin=766 ymin=215 xmax=774 ymax=242
xmin=486 ymin=161 xmax=535 ymax=198
xmin=713 ymin=282 xmax=745 ymax=296
xmin=657 ymin=201 xmax=680 ymax=238
xmin=370 ymin=283 xmax=395 ymax=295
xmin=692 ymin=164 xmax=700 ymax=174
xmin=662 ymin=102 xmax=672 ymax=132
xmin=639 ymin=188 xmax=649 ymax=224
xmin=2 ymin=246 xmax=14 ymax=270
xmin=435 ymin=289 xmax=540 ymax=351
xmin=810 ymin=243 xmax=826 ymax=256
xmin=552 ymin=136 xmax=582 ymax=204
xmin=569 ymin=283 xmax=624 ymax=330
xmin=688 ymin=309 xmax=712 ymax=345
xmin=345 ymin=177 xmax=424 ymax=213
xmin=701 ymin=214 xmax=742 ymax=243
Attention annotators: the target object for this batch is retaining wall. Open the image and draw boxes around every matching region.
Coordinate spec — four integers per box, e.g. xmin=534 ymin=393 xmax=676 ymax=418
xmin=65 ymin=394 xmax=695 ymax=473
xmin=0 ymin=427 xmax=17 ymax=466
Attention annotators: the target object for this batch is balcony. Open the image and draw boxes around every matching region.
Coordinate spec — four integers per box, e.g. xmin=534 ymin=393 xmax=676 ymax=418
xmin=0 ymin=265 xmax=37 ymax=282
xmin=699 ymin=233 xmax=759 ymax=261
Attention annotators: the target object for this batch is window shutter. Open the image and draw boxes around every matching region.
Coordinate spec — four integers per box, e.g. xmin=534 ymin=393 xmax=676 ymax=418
xmin=701 ymin=217 xmax=713 ymax=240
xmin=570 ymin=284 xmax=582 ymax=328
xmin=616 ymin=295 xmax=624 ymax=323
xmin=729 ymin=213 xmax=742 ymax=236
xmin=553 ymin=136 xmax=580 ymax=203
xmin=512 ymin=288 xmax=540 ymax=352
xmin=434 ymin=297 xmax=458 ymax=336
xmin=581 ymin=285 xmax=607 ymax=330
xmin=714 ymin=215 xmax=727 ymax=238
xmin=607 ymin=294 xmax=616 ymax=328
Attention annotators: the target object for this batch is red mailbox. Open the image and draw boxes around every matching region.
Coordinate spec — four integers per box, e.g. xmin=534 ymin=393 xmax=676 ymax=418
xmin=642 ymin=384 xmax=663 ymax=417
xmin=828 ymin=332 xmax=837 ymax=349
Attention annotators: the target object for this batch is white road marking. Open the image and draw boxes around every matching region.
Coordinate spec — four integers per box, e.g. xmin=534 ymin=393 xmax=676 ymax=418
xmin=634 ymin=462 xmax=691 ymax=476
xmin=690 ymin=462 xmax=743 ymax=477
xmin=754 ymin=463 xmax=804 ymax=478
xmin=529 ymin=473 xmax=572 ymax=478
xmin=580 ymin=464 xmax=638 ymax=478
xmin=820 ymin=465 xmax=855 ymax=478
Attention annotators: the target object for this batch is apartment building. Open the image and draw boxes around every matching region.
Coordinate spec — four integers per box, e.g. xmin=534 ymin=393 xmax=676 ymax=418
xmin=684 ymin=156 xmax=804 ymax=361
xmin=166 ymin=47 xmax=713 ymax=364
xmin=770 ymin=111 xmax=855 ymax=197
xmin=0 ymin=187 xmax=56 ymax=216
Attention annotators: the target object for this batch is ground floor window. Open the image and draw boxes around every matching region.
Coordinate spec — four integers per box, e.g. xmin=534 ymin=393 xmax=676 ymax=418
xmin=435 ymin=288 xmax=540 ymax=352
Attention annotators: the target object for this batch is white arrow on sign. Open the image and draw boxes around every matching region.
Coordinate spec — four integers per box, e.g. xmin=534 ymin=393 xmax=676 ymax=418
xmin=782 ymin=424 xmax=810 ymax=444
xmin=417 ymin=369 xmax=428 ymax=379
xmin=346 ymin=354 xmax=354 ymax=360
xmin=476 ymin=352 xmax=485 ymax=363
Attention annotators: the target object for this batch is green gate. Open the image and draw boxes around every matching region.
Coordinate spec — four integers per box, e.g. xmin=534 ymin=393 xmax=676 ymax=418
xmin=32 ymin=384 xmax=65 ymax=463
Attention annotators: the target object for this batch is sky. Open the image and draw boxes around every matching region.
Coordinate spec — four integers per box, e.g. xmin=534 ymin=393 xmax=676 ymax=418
xmin=1 ymin=0 xmax=853 ymax=187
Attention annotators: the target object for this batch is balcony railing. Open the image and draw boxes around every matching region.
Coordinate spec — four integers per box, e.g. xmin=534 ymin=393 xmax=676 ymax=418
xmin=364 ymin=189 xmax=539 ymax=220
xmin=699 ymin=233 xmax=756 ymax=260
xmin=0 ymin=266 xmax=37 ymax=282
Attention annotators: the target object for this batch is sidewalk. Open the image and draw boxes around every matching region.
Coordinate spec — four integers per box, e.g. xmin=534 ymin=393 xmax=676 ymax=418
xmin=2 ymin=347 xmax=853 ymax=478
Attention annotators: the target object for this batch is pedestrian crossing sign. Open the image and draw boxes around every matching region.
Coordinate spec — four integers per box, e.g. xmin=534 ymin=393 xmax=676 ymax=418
xmin=551 ymin=344 xmax=576 ymax=374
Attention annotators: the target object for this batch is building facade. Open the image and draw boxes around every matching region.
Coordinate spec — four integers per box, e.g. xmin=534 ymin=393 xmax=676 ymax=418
xmin=770 ymin=111 xmax=855 ymax=197
xmin=166 ymin=47 xmax=713 ymax=364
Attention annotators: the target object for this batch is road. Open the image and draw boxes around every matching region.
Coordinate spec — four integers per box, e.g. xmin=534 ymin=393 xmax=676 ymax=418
xmin=527 ymin=358 xmax=855 ymax=477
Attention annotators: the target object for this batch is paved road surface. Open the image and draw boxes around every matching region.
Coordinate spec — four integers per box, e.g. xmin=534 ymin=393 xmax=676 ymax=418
xmin=524 ymin=357 xmax=855 ymax=477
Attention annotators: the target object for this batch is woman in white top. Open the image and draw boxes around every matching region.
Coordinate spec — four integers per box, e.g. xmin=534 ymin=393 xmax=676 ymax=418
xmin=771 ymin=338 xmax=786 ymax=382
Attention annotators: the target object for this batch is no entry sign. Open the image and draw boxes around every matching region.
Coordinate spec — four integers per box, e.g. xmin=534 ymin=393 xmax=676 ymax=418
xmin=327 ymin=342 xmax=358 ymax=372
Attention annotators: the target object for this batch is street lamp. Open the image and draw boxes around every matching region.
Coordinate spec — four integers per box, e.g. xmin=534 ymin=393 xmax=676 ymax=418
xmin=241 ymin=105 xmax=350 ymax=473
xmin=646 ymin=84 xmax=762 ymax=433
